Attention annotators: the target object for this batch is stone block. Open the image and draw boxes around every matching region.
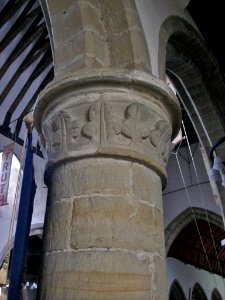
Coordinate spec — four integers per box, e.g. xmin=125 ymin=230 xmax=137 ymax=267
xmin=132 ymin=163 xmax=163 ymax=211
xmin=44 ymin=200 xmax=73 ymax=251
xmin=49 ymin=159 xmax=132 ymax=201
xmin=70 ymin=194 xmax=165 ymax=254
xmin=39 ymin=250 xmax=159 ymax=300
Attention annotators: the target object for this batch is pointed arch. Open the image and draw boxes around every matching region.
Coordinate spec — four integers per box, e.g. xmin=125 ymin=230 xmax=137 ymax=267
xmin=165 ymin=207 xmax=224 ymax=254
xmin=159 ymin=15 xmax=225 ymax=154
xmin=159 ymin=15 xmax=225 ymax=221
xmin=165 ymin=208 xmax=225 ymax=276
xmin=192 ymin=283 xmax=207 ymax=300
xmin=211 ymin=288 xmax=223 ymax=300
xmin=169 ymin=279 xmax=186 ymax=300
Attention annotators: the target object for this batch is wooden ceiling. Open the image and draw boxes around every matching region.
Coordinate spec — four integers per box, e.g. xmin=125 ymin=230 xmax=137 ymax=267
xmin=0 ymin=0 xmax=53 ymax=154
xmin=168 ymin=219 xmax=225 ymax=277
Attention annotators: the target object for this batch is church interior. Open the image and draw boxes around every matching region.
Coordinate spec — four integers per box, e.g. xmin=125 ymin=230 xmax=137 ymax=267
xmin=0 ymin=0 xmax=225 ymax=299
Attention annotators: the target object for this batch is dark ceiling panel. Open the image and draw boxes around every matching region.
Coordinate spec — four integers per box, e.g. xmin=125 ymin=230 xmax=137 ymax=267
xmin=187 ymin=0 xmax=225 ymax=79
xmin=168 ymin=219 xmax=225 ymax=277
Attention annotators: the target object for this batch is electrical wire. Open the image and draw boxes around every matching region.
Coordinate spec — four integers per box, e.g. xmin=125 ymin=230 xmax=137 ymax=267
xmin=174 ymin=144 xmax=220 ymax=290
xmin=167 ymin=69 xmax=225 ymax=290
xmin=167 ymin=68 xmax=213 ymax=148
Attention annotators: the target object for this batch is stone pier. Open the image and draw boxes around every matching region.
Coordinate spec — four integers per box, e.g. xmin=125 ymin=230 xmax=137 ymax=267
xmin=34 ymin=1 xmax=181 ymax=299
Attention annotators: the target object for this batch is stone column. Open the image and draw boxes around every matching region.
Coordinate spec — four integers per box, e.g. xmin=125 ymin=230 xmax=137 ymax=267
xmin=35 ymin=1 xmax=181 ymax=299
xmin=34 ymin=71 xmax=180 ymax=300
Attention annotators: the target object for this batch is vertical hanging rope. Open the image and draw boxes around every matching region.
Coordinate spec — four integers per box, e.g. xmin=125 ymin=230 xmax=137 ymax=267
xmin=173 ymin=133 xmax=225 ymax=293
xmin=167 ymin=69 xmax=225 ymax=290
xmin=182 ymin=121 xmax=225 ymax=289
xmin=167 ymin=68 xmax=213 ymax=147
xmin=174 ymin=147 xmax=220 ymax=290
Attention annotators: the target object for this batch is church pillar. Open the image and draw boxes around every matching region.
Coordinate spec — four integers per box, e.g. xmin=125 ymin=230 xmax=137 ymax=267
xmin=35 ymin=1 xmax=181 ymax=299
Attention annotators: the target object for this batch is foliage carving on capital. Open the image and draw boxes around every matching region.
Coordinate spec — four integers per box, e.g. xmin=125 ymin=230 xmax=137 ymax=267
xmin=42 ymin=111 xmax=66 ymax=155
xmin=121 ymin=103 xmax=150 ymax=145
xmin=104 ymin=101 xmax=172 ymax=166
xmin=82 ymin=101 xmax=101 ymax=143
xmin=40 ymin=98 xmax=172 ymax=166
xmin=151 ymin=120 xmax=173 ymax=164
xmin=42 ymin=101 xmax=101 ymax=157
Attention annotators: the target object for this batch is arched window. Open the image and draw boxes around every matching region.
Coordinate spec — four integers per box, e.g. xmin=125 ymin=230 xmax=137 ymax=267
xmin=211 ymin=288 xmax=222 ymax=300
xmin=192 ymin=283 xmax=207 ymax=300
xmin=169 ymin=279 xmax=186 ymax=300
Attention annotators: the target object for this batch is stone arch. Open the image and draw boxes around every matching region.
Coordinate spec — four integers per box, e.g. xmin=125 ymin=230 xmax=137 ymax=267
xmin=192 ymin=283 xmax=207 ymax=300
xmin=165 ymin=207 xmax=223 ymax=254
xmin=39 ymin=0 xmax=151 ymax=76
xmin=158 ymin=16 xmax=222 ymax=81
xmin=211 ymin=288 xmax=223 ymax=300
xmin=158 ymin=15 xmax=225 ymax=157
xmin=169 ymin=279 xmax=186 ymax=300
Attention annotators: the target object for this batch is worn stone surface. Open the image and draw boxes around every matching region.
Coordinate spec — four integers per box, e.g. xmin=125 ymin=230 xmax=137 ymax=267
xmin=47 ymin=159 xmax=163 ymax=210
xmin=35 ymin=1 xmax=181 ymax=299
xmin=35 ymin=72 xmax=181 ymax=186
xmin=41 ymin=94 xmax=172 ymax=168
xmin=45 ymin=0 xmax=151 ymax=75
xmin=34 ymin=71 xmax=180 ymax=299
xmin=44 ymin=160 xmax=165 ymax=254
xmin=48 ymin=159 xmax=132 ymax=201
xmin=44 ymin=200 xmax=73 ymax=251
xmin=39 ymin=250 xmax=167 ymax=300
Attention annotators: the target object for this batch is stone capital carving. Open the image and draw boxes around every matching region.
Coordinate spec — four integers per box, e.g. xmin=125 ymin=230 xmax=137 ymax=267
xmin=34 ymin=71 xmax=181 ymax=186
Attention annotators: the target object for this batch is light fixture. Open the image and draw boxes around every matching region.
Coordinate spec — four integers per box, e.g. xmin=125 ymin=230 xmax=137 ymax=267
xmin=209 ymin=136 xmax=225 ymax=184
xmin=221 ymin=239 xmax=225 ymax=247
xmin=210 ymin=168 xmax=221 ymax=182
xmin=222 ymin=174 xmax=225 ymax=187
xmin=212 ymin=156 xmax=223 ymax=171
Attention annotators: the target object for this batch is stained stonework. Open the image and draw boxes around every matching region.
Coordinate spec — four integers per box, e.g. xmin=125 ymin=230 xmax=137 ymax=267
xmin=34 ymin=70 xmax=180 ymax=300
xmin=41 ymin=96 xmax=171 ymax=165
xmin=40 ymin=159 xmax=168 ymax=300
xmin=43 ymin=159 xmax=165 ymax=253
xmin=36 ymin=71 xmax=180 ymax=186
xmin=43 ymin=0 xmax=151 ymax=75
xmin=40 ymin=250 xmax=166 ymax=300
xmin=35 ymin=1 xmax=181 ymax=299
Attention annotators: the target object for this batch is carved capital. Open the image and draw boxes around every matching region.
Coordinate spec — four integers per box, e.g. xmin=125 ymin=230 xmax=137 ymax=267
xmin=34 ymin=71 xmax=181 ymax=186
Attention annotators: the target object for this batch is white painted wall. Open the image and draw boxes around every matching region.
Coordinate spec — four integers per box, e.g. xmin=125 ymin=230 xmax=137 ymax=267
xmin=167 ymin=257 xmax=225 ymax=299
xmin=165 ymin=144 xmax=225 ymax=299
xmin=163 ymin=143 xmax=222 ymax=227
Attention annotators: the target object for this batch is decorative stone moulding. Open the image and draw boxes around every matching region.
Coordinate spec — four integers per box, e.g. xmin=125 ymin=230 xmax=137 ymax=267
xmin=34 ymin=70 xmax=181 ymax=187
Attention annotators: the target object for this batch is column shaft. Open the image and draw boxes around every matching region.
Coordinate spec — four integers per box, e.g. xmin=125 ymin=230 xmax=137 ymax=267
xmin=40 ymin=159 xmax=167 ymax=299
xmin=34 ymin=73 xmax=181 ymax=299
